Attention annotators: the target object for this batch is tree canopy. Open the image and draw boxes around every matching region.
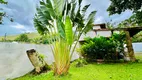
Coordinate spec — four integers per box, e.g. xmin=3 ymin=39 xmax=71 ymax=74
xmin=107 ymin=0 xmax=142 ymax=15
xmin=107 ymin=0 xmax=142 ymax=26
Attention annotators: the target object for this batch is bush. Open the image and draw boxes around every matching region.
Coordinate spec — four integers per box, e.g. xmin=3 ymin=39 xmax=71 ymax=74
xmin=80 ymin=37 xmax=116 ymax=61
xmin=15 ymin=34 xmax=30 ymax=42
xmin=80 ymin=33 xmax=126 ymax=62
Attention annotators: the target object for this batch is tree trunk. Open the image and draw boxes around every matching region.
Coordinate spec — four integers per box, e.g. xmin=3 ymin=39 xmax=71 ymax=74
xmin=125 ymin=31 xmax=136 ymax=62
xmin=26 ymin=49 xmax=50 ymax=73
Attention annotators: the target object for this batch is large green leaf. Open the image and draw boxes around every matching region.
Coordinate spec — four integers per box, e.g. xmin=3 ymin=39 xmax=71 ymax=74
xmin=36 ymin=7 xmax=51 ymax=25
xmin=53 ymin=0 xmax=65 ymax=16
xmin=70 ymin=0 xmax=76 ymax=20
xmin=40 ymin=0 xmax=56 ymax=18
xmin=65 ymin=16 xmax=73 ymax=45
xmin=56 ymin=17 xmax=65 ymax=39
xmin=82 ymin=4 xmax=90 ymax=16
xmin=84 ymin=11 xmax=96 ymax=33
xmin=78 ymin=0 xmax=82 ymax=6
xmin=34 ymin=16 xmax=49 ymax=35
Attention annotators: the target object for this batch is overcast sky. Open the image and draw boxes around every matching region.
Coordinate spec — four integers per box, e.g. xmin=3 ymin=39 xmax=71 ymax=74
xmin=0 ymin=0 xmax=133 ymax=36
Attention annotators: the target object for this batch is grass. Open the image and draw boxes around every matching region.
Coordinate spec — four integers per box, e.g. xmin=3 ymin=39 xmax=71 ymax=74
xmin=14 ymin=53 xmax=142 ymax=80
xmin=0 ymin=33 xmax=40 ymax=40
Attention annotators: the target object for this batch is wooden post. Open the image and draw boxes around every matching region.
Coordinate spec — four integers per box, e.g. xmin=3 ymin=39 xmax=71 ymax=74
xmin=125 ymin=31 xmax=136 ymax=61
xmin=26 ymin=49 xmax=50 ymax=73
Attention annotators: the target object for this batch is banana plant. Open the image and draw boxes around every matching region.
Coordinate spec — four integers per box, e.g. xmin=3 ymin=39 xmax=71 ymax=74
xmin=34 ymin=0 xmax=96 ymax=75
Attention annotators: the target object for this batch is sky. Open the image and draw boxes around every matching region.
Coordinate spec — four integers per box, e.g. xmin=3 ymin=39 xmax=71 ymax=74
xmin=0 ymin=0 xmax=133 ymax=36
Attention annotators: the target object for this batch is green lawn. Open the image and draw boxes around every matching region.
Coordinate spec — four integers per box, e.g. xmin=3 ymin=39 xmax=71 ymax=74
xmin=14 ymin=54 xmax=142 ymax=80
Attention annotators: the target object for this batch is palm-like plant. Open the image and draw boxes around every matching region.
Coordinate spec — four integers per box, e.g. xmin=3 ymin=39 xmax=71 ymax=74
xmin=34 ymin=0 xmax=96 ymax=75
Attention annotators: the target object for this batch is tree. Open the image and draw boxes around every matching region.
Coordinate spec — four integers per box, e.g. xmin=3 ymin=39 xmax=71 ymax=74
xmin=107 ymin=0 xmax=142 ymax=26
xmin=34 ymin=0 xmax=96 ymax=75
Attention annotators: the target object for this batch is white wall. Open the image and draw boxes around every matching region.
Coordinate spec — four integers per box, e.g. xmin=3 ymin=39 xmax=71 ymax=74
xmin=96 ymin=31 xmax=111 ymax=37
xmin=80 ymin=31 xmax=96 ymax=40
xmin=0 ymin=42 xmax=79 ymax=79
xmin=93 ymin=26 xmax=100 ymax=29
xmin=79 ymin=30 xmax=112 ymax=40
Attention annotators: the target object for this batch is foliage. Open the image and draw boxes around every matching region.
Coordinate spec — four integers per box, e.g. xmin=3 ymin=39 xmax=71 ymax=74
xmin=110 ymin=32 xmax=126 ymax=56
xmin=75 ymin=58 xmax=87 ymax=67
xmin=106 ymin=22 xmax=114 ymax=29
xmin=39 ymin=53 xmax=46 ymax=60
xmin=31 ymin=36 xmax=50 ymax=44
xmin=132 ymin=31 xmax=142 ymax=42
xmin=108 ymin=0 xmax=142 ymax=15
xmin=34 ymin=0 xmax=96 ymax=75
xmin=15 ymin=34 xmax=30 ymax=42
xmin=118 ymin=14 xmax=142 ymax=28
xmin=108 ymin=0 xmax=142 ymax=26
xmin=80 ymin=33 xmax=126 ymax=62
xmin=80 ymin=37 xmax=116 ymax=61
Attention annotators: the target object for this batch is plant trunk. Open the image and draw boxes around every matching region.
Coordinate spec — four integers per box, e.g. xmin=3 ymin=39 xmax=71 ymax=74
xmin=26 ymin=49 xmax=50 ymax=73
xmin=125 ymin=31 xmax=136 ymax=62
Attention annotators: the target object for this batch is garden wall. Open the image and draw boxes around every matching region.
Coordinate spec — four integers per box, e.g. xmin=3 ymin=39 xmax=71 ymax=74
xmin=133 ymin=42 xmax=142 ymax=52
xmin=0 ymin=42 xmax=79 ymax=79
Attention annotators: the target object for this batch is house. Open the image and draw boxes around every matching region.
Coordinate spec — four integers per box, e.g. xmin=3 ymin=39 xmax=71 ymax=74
xmin=79 ymin=23 xmax=114 ymax=41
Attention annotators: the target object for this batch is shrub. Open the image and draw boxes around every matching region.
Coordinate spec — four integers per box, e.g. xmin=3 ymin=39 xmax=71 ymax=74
xmin=80 ymin=33 xmax=126 ymax=62
xmin=15 ymin=34 xmax=30 ymax=42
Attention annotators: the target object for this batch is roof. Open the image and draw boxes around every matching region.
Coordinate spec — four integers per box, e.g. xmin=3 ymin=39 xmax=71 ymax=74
xmin=93 ymin=23 xmax=106 ymax=29
xmin=93 ymin=23 xmax=105 ymax=26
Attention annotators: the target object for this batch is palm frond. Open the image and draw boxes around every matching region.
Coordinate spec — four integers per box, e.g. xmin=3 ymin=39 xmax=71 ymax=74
xmin=84 ymin=11 xmax=96 ymax=33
